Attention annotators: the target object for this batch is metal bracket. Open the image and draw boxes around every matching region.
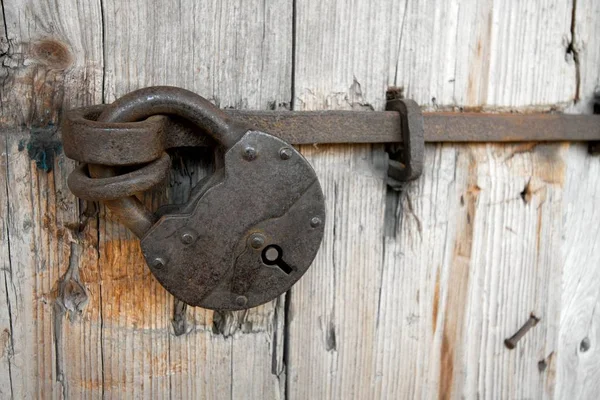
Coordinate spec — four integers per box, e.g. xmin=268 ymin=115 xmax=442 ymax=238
xmin=385 ymin=98 xmax=425 ymax=189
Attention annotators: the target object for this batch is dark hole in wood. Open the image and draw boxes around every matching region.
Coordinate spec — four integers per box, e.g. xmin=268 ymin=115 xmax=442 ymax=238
xmin=580 ymin=337 xmax=591 ymax=353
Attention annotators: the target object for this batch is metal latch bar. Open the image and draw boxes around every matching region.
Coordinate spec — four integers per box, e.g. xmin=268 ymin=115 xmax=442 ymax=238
xmin=63 ymin=96 xmax=600 ymax=190
xmin=227 ymin=110 xmax=600 ymax=144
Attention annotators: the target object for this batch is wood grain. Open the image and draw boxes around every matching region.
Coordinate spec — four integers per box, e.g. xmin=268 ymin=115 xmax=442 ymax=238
xmin=1 ymin=0 xmax=292 ymax=398
xmin=0 ymin=131 xmax=15 ymax=399
xmin=0 ymin=0 xmax=599 ymax=398
xmin=570 ymin=0 xmax=600 ymax=113
xmin=556 ymin=1 xmax=600 ymax=397
xmin=0 ymin=0 xmax=103 ymax=127
xmin=1 ymin=0 xmax=103 ymax=398
xmin=290 ymin=0 xmax=598 ymax=399
xmin=98 ymin=0 xmax=292 ymax=398
xmin=0 ymin=128 xmax=102 ymax=399
xmin=294 ymin=0 xmax=577 ymax=112
xmin=291 ymin=142 xmax=570 ymax=399
xmin=556 ymin=145 xmax=600 ymax=398
xmin=102 ymin=0 xmax=292 ymax=109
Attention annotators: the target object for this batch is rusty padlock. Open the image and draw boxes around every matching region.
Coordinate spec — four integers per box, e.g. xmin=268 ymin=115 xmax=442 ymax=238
xmin=63 ymin=87 xmax=325 ymax=310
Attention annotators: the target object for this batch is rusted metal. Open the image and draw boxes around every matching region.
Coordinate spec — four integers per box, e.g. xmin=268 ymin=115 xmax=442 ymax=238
xmin=65 ymin=106 xmax=600 ymax=153
xmin=62 ymin=105 xmax=211 ymax=166
xmin=68 ymin=153 xmax=171 ymax=200
xmin=63 ymin=86 xmax=326 ymax=310
xmin=504 ymin=314 xmax=540 ymax=350
xmin=386 ymin=98 xmax=424 ymax=189
xmin=142 ymin=130 xmax=325 ymax=309
xmin=86 ymin=86 xmax=252 ymax=237
xmin=423 ymin=112 xmax=600 ymax=143
xmin=231 ymin=110 xmax=600 ymax=143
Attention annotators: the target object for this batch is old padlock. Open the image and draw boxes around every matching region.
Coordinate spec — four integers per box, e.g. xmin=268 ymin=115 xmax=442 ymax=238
xmin=64 ymin=87 xmax=325 ymax=310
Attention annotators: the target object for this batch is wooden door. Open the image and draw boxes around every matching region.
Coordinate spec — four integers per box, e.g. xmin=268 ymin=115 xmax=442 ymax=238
xmin=0 ymin=0 xmax=599 ymax=398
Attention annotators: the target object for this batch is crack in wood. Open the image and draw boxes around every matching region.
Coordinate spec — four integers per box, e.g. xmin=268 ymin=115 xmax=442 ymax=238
xmin=568 ymin=0 xmax=581 ymax=103
xmin=393 ymin=0 xmax=408 ymax=87
xmin=290 ymin=0 xmax=297 ymax=111
xmin=0 ymin=3 xmax=13 ymax=115
xmin=171 ymin=299 xmax=188 ymax=336
xmin=283 ymin=291 xmax=290 ymax=399
xmin=100 ymin=0 xmax=107 ymax=104
xmin=0 ymin=0 xmax=8 ymax=40
xmin=383 ymin=188 xmax=400 ymax=238
xmin=270 ymin=292 xmax=289 ymax=400
xmin=53 ymin=241 xmax=89 ymax=399
xmin=98 ymin=2 xmax=107 ymax=397
xmin=2 ymin=132 xmax=15 ymax=400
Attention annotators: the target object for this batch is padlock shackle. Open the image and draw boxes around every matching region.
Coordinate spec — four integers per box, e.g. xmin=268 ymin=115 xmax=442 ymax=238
xmin=86 ymin=86 xmax=251 ymax=238
xmin=97 ymin=86 xmax=250 ymax=148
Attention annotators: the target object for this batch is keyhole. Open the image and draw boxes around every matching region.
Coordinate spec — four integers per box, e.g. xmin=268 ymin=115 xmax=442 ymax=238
xmin=261 ymin=245 xmax=293 ymax=274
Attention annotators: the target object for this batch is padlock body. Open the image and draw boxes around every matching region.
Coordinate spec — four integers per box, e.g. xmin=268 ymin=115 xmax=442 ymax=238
xmin=141 ymin=131 xmax=325 ymax=309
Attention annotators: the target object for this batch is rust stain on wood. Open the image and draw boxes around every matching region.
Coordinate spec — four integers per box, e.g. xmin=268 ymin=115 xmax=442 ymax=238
xmin=96 ymin=238 xmax=168 ymax=328
xmin=439 ymin=151 xmax=479 ymax=400
xmin=506 ymin=143 xmax=567 ymax=187
xmin=505 ymin=143 xmax=539 ymax=162
xmin=543 ymin=351 xmax=557 ymax=396
xmin=536 ymin=206 xmax=544 ymax=258
xmin=466 ymin=8 xmax=493 ymax=107
xmin=466 ymin=39 xmax=484 ymax=106
xmin=531 ymin=143 xmax=568 ymax=186
xmin=0 ymin=329 xmax=11 ymax=359
xmin=432 ymin=267 xmax=440 ymax=334
xmin=439 ymin=332 xmax=454 ymax=400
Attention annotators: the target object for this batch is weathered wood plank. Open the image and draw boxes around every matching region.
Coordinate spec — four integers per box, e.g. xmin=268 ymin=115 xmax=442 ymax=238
xmin=555 ymin=1 xmax=600 ymax=397
xmin=570 ymin=0 xmax=600 ymax=113
xmin=0 ymin=128 xmax=102 ymax=399
xmin=0 ymin=132 xmax=15 ymax=399
xmin=292 ymin=142 xmax=568 ymax=399
xmin=0 ymin=0 xmax=104 ymax=398
xmin=2 ymin=0 xmax=292 ymax=397
xmin=0 ymin=0 xmax=103 ymax=127
xmin=102 ymin=0 xmax=292 ymax=109
xmin=294 ymin=0 xmax=577 ymax=112
xmin=99 ymin=0 xmax=292 ymax=398
xmin=0 ymin=0 xmax=597 ymax=398
xmin=288 ymin=144 xmax=388 ymax=399
xmin=556 ymin=145 xmax=600 ymax=399
xmin=0 ymin=9 xmax=13 ymax=382
xmin=290 ymin=0 xmax=591 ymax=398
xmin=428 ymin=143 xmax=564 ymax=399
